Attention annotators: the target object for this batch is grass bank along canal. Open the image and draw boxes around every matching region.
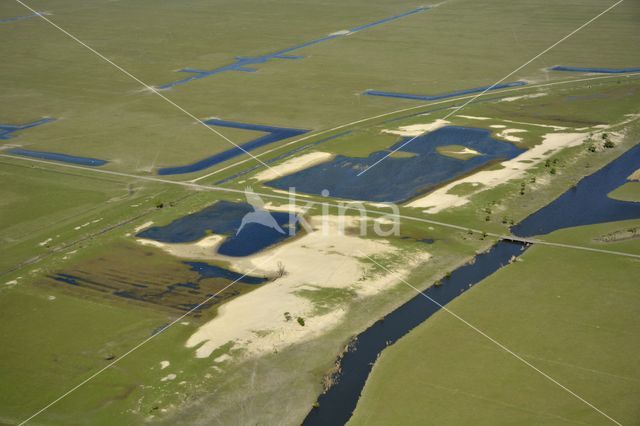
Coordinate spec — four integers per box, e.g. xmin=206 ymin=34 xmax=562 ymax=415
xmin=303 ymin=143 xmax=640 ymax=426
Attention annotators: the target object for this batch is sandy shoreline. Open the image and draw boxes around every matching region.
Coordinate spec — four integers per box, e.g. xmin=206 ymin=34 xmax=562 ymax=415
xmin=407 ymin=131 xmax=589 ymax=212
xmin=254 ymin=151 xmax=334 ymax=182
xmin=137 ymin=216 xmax=430 ymax=359
xmin=382 ymin=119 xmax=450 ymax=137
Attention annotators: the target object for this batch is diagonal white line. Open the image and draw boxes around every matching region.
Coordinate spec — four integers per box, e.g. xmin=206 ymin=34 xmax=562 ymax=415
xmin=13 ymin=0 xmax=280 ymax=177
xmin=357 ymin=0 xmax=625 ymax=176
xmin=17 ymin=250 xmax=283 ymax=425
xmin=359 ymin=252 xmax=624 ymax=426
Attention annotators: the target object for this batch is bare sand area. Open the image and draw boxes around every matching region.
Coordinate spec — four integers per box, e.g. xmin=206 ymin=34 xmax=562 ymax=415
xmin=137 ymin=216 xmax=430 ymax=359
xmin=253 ymin=152 xmax=334 ymax=182
xmin=407 ymin=132 xmax=589 ymax=213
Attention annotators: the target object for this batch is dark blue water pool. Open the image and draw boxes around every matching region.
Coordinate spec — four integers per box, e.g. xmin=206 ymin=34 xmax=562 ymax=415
xmin=157 ymin=7 xmax=429 ymax=89
xmin=550 ymin=66 xmax=640 ymax=74
xmin=0 ymin=118 xmax=54 ymax=140
xmin=8 ymin=148 xmax=107 ymax=166
xmin=512 ymin=144 xmax=640 ymax=237
xmin=185 ymin=262 xmax=267 ymax=284
xmin=157 ymin=119 xmax=308 ymax=175
xmin=215 ymin=131 xmax=351 ymax=185
xmin=267 ymin=126 xmax=524 ymax=202
xmin=0 ymin=12 xmax=42 ymax=24
xmin=137 ymin=200 xmax=298 ymax=257
xmin=364 ymin=81 xmax=527 ymax=102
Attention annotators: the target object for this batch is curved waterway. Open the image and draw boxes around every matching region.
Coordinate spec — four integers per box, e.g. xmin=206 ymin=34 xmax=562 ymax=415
xmin=302 ymin=145 xmax=640 ymax=425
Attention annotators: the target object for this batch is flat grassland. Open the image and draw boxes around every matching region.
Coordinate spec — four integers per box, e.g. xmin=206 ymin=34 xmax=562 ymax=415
xmin=1 ymin=0 xmax=639 ymax=424
xmin=350 ymin=220 xmax=640 ymax=425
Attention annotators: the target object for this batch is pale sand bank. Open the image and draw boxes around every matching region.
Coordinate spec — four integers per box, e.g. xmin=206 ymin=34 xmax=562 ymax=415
xmin=134 ymin=221 xmax=154 ymax=233
xmin=139 ymin=216 xmax=429 ymax=358
xmin=254 ymin=152 xmax=334 ymax=182
xmin=457 ymin=115 xmax=491 ymax=120
xmin=496 ymin=128 xmax=527 ymax=143
xmin=501 ymin=92 xmax=547 ymax=102
xmin=382 ymin=119 xmax=450 ymax=137
xmin=407 ymin=132 xmax=589 ymax=213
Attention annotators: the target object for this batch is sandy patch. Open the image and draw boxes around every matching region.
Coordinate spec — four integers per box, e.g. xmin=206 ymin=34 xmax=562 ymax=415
xmin=74 ymin=218 xmax=102 ymax=231
xmin=38 ymin=238 xmax=52 ymax=247
xmin=329 ymin=30 xmax=351 ymax=36
xmin=137 ymin=235 xmax=224 ymax=260
xmin=382 ymin=119 xmax=450 ymax=137
xmin=501 ymin=119 xmax=567 ymax=131
xmin=134 ymin=221 xmax=154 ymax=233
xmin=254 ymin=152 xmax=334 ymax=182
xmin=629 ymin=169 xmax=640 ymax=181
xmin=443 ymin=147 xmax=480 ymax=156
xmin=214 ymin=354 xmax=232 ymax=363
xmin=161 ymin=374 xmax=177 ymax=382
xmin=407 ymin=132 xmax=589 ymax=212
xmin=457 ymin=115 xmax=491 ymax=120
xmin=490 ymin=125 xmax=507 ymax=129
xmin=160 ymin=360 xmax=170 ymax=370
xmin=501 ymin=92 xmax=547 ymax=102
xmin=170 ymin=216 xmax=431 ymax=358
xmin=263 ymin=202 xmax=308 ymax=214
xmin=271 ymin=188 xmax=312 ymax=198
xmin=496 ymin=128 xmax=527 ymax=143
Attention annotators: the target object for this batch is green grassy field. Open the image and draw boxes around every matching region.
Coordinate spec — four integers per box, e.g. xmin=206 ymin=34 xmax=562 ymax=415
xmin=350 ymin=219 xmax=640 ymax=426
xmin=1 ymin=0 xmax=640 ymax=424
xmin=2 ymin=0 xmax=640 ymax=177
xmin=609 ymin=182 xmax=640 ymax=202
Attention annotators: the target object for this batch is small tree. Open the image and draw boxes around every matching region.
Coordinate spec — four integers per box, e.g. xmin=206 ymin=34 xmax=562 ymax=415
xmin=297 ymin=317 xmax=305 ymax=327
xmin=284 ymin=312 xmax=292 ymax=322
xmin=604 ymin=140 xmax=615 ymax=149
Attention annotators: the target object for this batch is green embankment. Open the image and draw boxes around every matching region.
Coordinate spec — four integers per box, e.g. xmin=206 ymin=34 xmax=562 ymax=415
xmin=608 ymin=182 xmax=640 ymax=202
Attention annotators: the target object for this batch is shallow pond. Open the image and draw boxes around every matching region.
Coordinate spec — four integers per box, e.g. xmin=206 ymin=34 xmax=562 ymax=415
xmin=513 ymin=144 xmax=640 ymax=237
xmin=137 ymin=200 xmax=298 ymax=257
xmin=551 ymin=66 xmax=640 ymax=74
xmin=364 ymin=81 xmax=526 ymax=102
xmin=268 ymin=126 xmax=524 ymax=202
xmin=157 ymin=119 xmax=308 ymax=175
xmin=8 ymin=148 xmax=107 ymax=166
